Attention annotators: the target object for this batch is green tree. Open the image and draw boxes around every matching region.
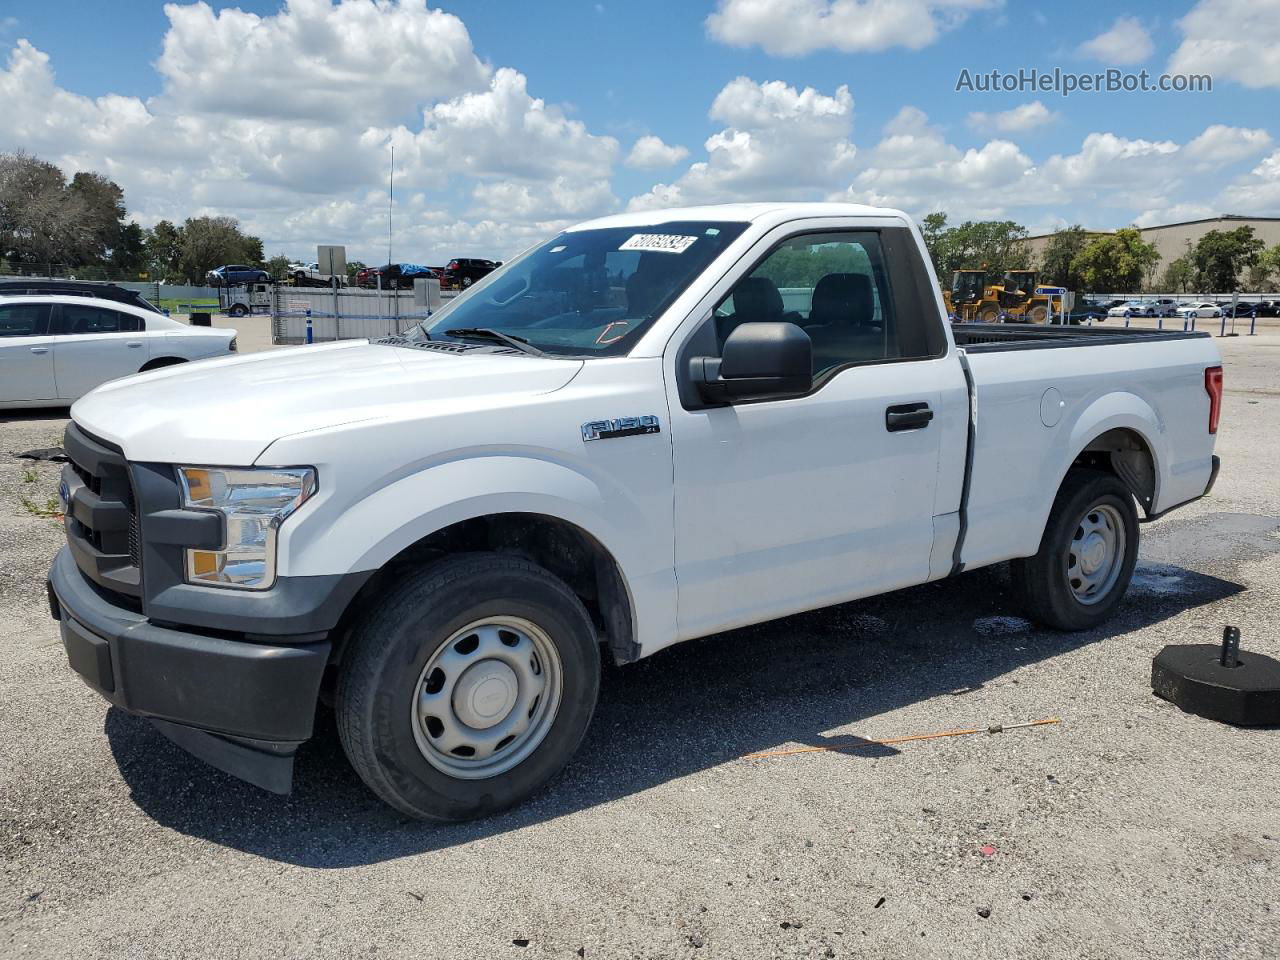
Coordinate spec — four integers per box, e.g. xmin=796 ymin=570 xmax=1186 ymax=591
xmin=176 ymin=215 xmax=264 ymax=283
xmin=1161 ymin=255 xmax=1196 ymax=294
xmin=1247 ymin=243 xmax=1280 ymax=292
xmin=66 ymin=171 xmax=126 ymax=264
xmin=1072 ymin=227 xmax=1160 ymax=293
xmin=0 ymin=151 xmax=93 ymax=271
xmin=920 ymin=212 xmax=948 ymax=277
xmin=145 ymin=220 xmax=184 ymax=279
xmin=1035 ymin=226 xmax=1091 ymax=292
xmin=1192 ymin=226 xmax=1265 ymax=292
xmin=266 ymin=254 xmax=292 ymax=279
xmin=922 ymin=215 xmax=1030 ymax=281
xmin=106 ymin=221 xmax=148 ymax=277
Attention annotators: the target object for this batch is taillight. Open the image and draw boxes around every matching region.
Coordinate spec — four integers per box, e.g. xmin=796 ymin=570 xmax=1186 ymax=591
xmin=1205 ymin=365 xmax=1223 ymax=434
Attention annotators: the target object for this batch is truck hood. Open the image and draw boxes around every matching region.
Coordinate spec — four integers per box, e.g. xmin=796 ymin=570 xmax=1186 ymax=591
xmin=71 ymin=340 xmax=584 ymax=464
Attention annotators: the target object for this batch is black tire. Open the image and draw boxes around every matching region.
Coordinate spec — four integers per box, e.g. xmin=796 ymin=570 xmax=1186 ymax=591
xmin=1009 ymin=469 xmax=1139 ymax=631
xmin=336 ymin=553 xmax=601 ymax=821
xmin=228 ymin=303 xmax=249 ymax=317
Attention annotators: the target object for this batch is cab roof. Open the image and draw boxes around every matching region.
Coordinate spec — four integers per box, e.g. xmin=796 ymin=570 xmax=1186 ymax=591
xmin=565 ymin=202 xmax=911 ymax=232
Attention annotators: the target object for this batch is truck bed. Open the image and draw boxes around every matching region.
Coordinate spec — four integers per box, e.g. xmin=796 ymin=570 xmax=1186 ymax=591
xmin=952 ymin=322 xmax=1211 ymax=352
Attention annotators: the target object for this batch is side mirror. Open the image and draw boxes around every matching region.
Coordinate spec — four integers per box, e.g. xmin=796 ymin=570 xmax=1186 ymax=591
xmin=691 ymin=321 xmax=812 ymax=403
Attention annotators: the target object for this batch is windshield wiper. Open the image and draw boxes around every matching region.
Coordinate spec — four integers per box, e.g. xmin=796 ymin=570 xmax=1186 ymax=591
xmin=443 ymin=327 xmax=546 ymax=357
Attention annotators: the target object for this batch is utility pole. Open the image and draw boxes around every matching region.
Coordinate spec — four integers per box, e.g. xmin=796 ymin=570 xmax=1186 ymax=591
xmin=387 ymin=145 xmax=394 ymax=268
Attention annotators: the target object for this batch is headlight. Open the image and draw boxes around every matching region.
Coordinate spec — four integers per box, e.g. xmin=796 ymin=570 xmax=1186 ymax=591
xmin=177 ymin=466 xmax=316 ymax=590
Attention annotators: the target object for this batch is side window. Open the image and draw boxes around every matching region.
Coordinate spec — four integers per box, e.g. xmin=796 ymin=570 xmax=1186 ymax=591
xmin=59 ymin=305 xmax=142 ymax=335
xmin=713 ymin=231 xmax=931 ymax=378
xmin=0 ymin=303 xmax=51 ymax=338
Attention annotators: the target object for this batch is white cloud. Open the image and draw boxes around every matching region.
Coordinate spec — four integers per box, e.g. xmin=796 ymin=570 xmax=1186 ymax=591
xmin=1133 ymin=203 xmax=1216 ymax=228
xmin=967 ymin=101 xmax=1056 ymax=134
xmin=705 ymin=0 xmax=996 ymax=56
xmin=1079 ymin=16 xmax=1154 ymax=66
xmin=394 ymin=68 xmax=620 ymax=185
xmin=1220 ymin=150 xmax=1280 ymax=212
xmin=1183 ymin=125 xmax=1272 ymax=167
xmin=625 ymin=135 xmax=690 ymax=169
xmin=1169 ymin=0 xmax=1280 ymax=89
xmin=628 ymin=77 xmax=856 ymax=210
xmin=836 ymin=107 xmax=1036 ymax=220
xmin=0 ymin=3 xmax=621 ymax=263
xmin=156 ymin=0 xmax=488 ymax=124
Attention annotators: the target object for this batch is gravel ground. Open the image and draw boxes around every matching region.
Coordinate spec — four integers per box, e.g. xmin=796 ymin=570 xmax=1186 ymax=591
xmin=2 ymin=334 xmax=1278 ymax=960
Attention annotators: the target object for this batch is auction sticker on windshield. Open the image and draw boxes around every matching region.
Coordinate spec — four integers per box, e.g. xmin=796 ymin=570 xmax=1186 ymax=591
xmin=620 ymin=234 xmax=697 ymax=254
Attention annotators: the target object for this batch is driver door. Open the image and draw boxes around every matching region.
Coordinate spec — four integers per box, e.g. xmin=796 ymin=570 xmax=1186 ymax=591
xmin=665 ymin=223 xmax=961 ymax=640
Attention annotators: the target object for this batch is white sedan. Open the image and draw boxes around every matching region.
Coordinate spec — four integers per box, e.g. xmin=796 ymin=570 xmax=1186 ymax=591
xmin=1176 ymin=302 xmax=1224 ymax=319
xmin=0 ymin=295 xmax=237 ymax=409
xmin=1107 ymin=300 xmax=1156 ymax=318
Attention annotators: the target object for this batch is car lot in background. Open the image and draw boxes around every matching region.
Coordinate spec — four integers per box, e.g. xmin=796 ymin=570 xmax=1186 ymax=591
xmin=441 ymin=257 xmax=498 ymax=288
xmin=206 ymin=264 xmax=270 ymax=286
xmin=0 ymin=295 xmax=237 ymax=407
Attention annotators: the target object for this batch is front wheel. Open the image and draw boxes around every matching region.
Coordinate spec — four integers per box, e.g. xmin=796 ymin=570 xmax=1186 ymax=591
xmin=228 ymin=303 xmax=249 ymax=318
xmin=336 ymin=553 xmax=601 ymax=821
xmin=1009 ymin=469 xmax=1139 ymax=631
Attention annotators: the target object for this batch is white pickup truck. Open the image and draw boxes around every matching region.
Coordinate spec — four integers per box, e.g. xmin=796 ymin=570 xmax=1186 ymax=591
xmin=49 ymin=203 xmax=1223 ymax=821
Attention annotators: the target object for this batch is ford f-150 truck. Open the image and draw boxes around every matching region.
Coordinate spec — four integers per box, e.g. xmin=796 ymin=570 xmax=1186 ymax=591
xmin=48 ymin=203 xmax=1223 ymax=821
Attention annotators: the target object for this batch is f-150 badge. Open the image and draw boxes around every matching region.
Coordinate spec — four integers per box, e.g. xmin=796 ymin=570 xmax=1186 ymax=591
xmin=581 ymin=415 xmax=661 ymax=442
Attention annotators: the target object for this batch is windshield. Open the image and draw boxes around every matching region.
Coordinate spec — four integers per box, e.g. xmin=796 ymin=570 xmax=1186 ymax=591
xmin=411 ymin=220 xmax=748 ymax=356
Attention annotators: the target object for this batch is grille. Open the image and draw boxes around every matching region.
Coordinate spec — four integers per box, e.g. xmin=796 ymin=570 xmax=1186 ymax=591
xmin=62 ymin=422 xmax=142 ymax=601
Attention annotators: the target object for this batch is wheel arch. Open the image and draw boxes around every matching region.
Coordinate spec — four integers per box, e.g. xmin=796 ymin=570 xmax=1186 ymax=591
xmin=329 ymin=510 xmax=639 ymax=668
xmin=1060 ymin=392 xmax=1167 ymax=518
xmin=139 ymin=356 xmax=188 ymax=373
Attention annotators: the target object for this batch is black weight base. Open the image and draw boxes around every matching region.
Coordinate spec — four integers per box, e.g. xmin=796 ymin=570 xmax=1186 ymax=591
xmin=1152 ymin=644 xmax=1280 ymax=726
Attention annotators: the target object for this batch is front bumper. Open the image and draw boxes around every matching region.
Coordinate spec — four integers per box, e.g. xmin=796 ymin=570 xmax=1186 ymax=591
xmin=48 ymin=546 xmax=330 ymax=793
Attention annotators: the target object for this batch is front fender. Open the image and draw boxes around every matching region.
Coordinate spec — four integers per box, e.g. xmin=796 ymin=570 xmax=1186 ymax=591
xmin=278 ymin=450 xmax=677 ymax=657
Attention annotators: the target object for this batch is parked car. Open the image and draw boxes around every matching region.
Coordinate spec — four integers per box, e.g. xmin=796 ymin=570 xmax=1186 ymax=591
xmin=207 ymin=264 xmax=270 ymax=286
xmin=48 ymin=202 xmax=1223 ymax=821
xmin=1066 ymin=305 xmax=1108 ymax=324
xmin=0 ymin=295 xmax=237 ymax=408
xmin=0 ymin=279 xmax=162 ymax=314
xmin=355 ymin=265 xmax=380 ymax=288
xmin=1254 ymin=300 xmax=1280 ymax=317
xmin=360 ymin=264 xmax=435 ymax=291
xmin=441 ymin=257 xmax=498 ymax=288
xmin=1220 ymin=302 xmax=1257 ymax=318
xmin=1150 ymin=298 xmax=1179 ymax=317
xmin=1107 ymin=300 xmax=1155 ymax=318
xmin=1177 ymin=302 xmax=1224 ymax=318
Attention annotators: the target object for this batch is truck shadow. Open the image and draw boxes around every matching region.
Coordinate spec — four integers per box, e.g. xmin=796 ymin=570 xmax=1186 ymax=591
xmin=105 ymin=559 xmax=1243 ymax=867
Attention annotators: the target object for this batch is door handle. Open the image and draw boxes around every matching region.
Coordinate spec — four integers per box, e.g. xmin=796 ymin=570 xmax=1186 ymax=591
xmin=885 ymin=401 xmax=933 ymax=432
xmin=30 ymin=346 xmax=49 ymax=355
xmin=126 ymin=341 xmax=143 ymax=348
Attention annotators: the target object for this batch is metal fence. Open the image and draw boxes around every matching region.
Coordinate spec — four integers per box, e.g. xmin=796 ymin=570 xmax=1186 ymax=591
xmin=270 ymin=283 xmax=450 ymax=344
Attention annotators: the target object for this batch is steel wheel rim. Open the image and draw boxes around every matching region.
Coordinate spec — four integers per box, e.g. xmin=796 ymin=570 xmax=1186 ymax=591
xmin=1066 ymin=502 xmax=1126 ymax=605
xmin=411 ymin=616 xmax=563 ymax=779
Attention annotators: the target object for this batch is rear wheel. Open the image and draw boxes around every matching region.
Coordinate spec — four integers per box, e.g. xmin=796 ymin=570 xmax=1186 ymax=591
xmin=228 ymin=303 xmax=249 ymax=317
xmin=1010 ymin=469 xmax=1139 ymax=631
xmin=336 ymin=553 xmax=601 ymax=820
xmin=1028 ymin=304 xmax=1048 ymax=324
xmin=976 ymin=304 xmax=1001 ymax=323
